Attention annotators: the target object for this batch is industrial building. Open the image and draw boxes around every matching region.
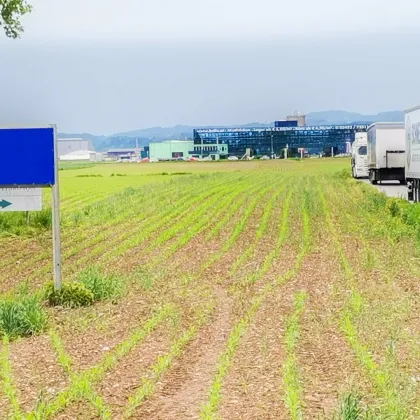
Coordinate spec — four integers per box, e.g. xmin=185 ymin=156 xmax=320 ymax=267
xmin=149 ymin=140 xmax=228 ymax=160
xmin=58 ymin=138 xmax=93 ymax=157
xmin=149 ymin=140 xmax=193 ymax=160
xmin=193 ymin=124 xmax=368 ymax=158
xmin=59 ymin=150 xmax=104 ymax=162
xmin=107 ymin=148 xmax=140 ymax=160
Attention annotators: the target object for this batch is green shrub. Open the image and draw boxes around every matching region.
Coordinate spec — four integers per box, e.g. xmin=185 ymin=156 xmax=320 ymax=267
xmin=0 ymin=296 xmax=47 ymax=339
xmin=78 ymin=267 xmax=123 ymax=301
xmin=45 ymin=282 xmax=94 ymax=308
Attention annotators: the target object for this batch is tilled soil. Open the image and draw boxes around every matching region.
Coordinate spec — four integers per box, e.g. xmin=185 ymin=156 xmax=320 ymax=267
xmin=2 ymin=168 xmax=419 ymax=419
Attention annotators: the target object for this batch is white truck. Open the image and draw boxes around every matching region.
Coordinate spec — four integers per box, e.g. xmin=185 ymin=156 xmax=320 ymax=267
xmin=367 ymin=122 xmax=406 ymax=185
xmin=405 ymin=105 xmax=420 ymax=201
xmin=351 ymin=132 xmax=368 ymax=178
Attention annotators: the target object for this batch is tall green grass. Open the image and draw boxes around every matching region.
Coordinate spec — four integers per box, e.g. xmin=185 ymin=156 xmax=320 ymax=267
xmin=78 ymin=266 xmax=124 ymax=301
xmin=0 ymin=294 xmax=47 ymax=339
xmin=0 ymin=208 xmax=52 ymax=236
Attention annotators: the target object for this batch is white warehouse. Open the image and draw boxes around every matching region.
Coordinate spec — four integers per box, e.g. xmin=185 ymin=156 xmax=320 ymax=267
xmin=59 ymin=150 xmax=104 ymax=162
xmin=57 ymin=138 xmax=94 ymax=157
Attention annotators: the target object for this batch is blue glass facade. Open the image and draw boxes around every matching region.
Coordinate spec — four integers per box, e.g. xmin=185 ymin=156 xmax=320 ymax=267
xmin=193 ymin=125 xmax=369 ymax=157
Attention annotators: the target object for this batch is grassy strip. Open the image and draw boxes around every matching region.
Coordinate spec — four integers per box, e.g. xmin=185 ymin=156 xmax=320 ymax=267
xmin=26 ymin=304 xmax=175 ymax=419
xmin=282 ymin=291 xmax=307 ymax=420
xmin=318 ymin=185 xmax=409 ymax=419
xmin=0 ymin=336 xmax=21 ymax=419
xmin=200 ymin=202 xmax=310 ymax=419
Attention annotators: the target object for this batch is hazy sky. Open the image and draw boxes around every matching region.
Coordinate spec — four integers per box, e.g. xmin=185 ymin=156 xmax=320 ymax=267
xmin=1 ymin=0 xmax=420 ymax=134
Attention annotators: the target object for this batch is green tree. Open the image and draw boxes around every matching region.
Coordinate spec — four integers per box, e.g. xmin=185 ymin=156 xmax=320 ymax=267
xmin=1 ymin=0 xmax=32 ymax=38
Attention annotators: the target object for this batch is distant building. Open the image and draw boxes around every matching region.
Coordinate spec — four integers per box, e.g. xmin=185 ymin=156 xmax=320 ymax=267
xmin=107 ymin=148 xmax=140 ymax=159
xmin=286 ymin=113 xmax=306 ymax=127
xmin=149 ymin=140 xmax=193 ymax=160
xmin=193 ymin=124 xmax=368 ymax=157
xmin=149 ymin=140 xmax=228 ymax=160
xmin=59 ymin=150 xmax=104 ymax=162
xmin=58 ymin=138 xmax=93 ymax=157
xmin=274 ymin=120 xmax=298 ymax=128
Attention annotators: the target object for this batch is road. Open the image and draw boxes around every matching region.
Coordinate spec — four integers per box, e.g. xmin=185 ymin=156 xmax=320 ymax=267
xmin=360 ymin=179 xmax=407 ymax=199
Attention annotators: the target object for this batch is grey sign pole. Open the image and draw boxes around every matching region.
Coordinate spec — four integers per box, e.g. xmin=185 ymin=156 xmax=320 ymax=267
xmin=52 ymin=125 xmax=62 ymax=289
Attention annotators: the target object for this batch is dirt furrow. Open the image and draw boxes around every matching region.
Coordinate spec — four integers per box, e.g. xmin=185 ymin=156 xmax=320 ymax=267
xmin=133 ymin=287 xmax=232 ymax=419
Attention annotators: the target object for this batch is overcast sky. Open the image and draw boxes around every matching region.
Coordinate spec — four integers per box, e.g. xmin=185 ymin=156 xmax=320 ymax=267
xmin=1 ymin=0 xmax=420 ymax=134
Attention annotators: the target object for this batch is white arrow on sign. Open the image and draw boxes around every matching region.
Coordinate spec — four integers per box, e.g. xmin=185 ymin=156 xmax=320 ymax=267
xmin=0 ymin=188 xmax=42 ymax=212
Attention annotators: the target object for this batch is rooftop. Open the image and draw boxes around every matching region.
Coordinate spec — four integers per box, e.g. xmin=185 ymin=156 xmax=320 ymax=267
xmin=107 ymin=148 xmax=138 ymax=153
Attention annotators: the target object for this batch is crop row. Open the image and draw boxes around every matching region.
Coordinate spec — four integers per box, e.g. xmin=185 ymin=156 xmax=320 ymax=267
xmin=317 ymin=180 xmax=411 ymax=419
xmin=200 ymin=182 xmax=312 ymax=418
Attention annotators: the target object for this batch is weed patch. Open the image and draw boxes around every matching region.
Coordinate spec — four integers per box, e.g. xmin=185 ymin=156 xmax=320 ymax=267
xmin=78 ymin=267 xmax=124 ymax=301
xmin=0 ymin=295 xmax=47 ymax=339
xmin=45 ymin=282 xmax=94 ymax=308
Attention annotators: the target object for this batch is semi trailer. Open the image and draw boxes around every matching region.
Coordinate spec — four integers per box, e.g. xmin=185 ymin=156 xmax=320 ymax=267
xmin=367 ymin=122 xmax=405 ymax=185
xmin=405 ymin=105 xmax=420 ymax=201
xmin=351 ymin=132 xmax=368 ymax=178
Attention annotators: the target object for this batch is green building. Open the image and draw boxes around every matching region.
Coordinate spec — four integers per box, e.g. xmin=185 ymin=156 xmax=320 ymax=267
xmin=149 ymin=140 xmax=228 ymax=160
xmin=149 ymin=140 xmax=193 ymax=160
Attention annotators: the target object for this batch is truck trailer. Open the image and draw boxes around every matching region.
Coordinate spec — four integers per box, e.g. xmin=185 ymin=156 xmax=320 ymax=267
xmin=351 ymin=132 xmax=368 ymax=178
xmin=367 ymin=122 xmax=405 ymax=185
xmin=405 ymin=105 xmax=420 ymax=201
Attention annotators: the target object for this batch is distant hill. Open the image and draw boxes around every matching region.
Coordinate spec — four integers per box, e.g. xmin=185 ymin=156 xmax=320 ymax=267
xmin=306 ymin=110 xmax=404 ymax=126
xmin=59 ymin=110 xmax=404 ymax=151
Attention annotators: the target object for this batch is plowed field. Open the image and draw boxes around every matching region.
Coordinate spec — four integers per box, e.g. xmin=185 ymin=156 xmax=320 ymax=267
xmin=0 ymin=159 xmax=418 ymax=419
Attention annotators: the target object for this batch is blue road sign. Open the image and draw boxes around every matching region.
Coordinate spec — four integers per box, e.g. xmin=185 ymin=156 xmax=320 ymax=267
xmin=0 ymin=127 xmax=55 ymax=186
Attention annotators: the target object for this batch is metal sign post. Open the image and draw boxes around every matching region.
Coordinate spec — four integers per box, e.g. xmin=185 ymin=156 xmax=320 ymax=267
xmin=0 ymin=125 xmax=61 ymax=289
xmin=52 ymin=126 xmax=62 ymax=289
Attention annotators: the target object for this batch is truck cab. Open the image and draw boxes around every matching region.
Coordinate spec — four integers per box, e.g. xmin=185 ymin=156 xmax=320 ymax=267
xmin=351 ymin=133 xmax=368 ymax=178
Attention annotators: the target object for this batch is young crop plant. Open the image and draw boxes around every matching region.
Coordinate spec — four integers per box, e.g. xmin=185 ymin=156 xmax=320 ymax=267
xmin=27 ymin=304 xmax=175 ymax=419
xmin=150 ymin=176 xmax=258 ymax=267
xmin=229 ymin=185 xmax=286 ymax=275
xmin=245 ymin=188 xmax=294 ymax=284
xmin=0 ymin=336 xmax=21 ymax=418
xmin=202 ymin=183 xmax=276 ymax=271
xmin=102 ymin=175 xmax=242 ymax=263
xmin=49 ymin=330 xmax=73 ymax=375
xmin=204 ymin=177 xmax=269 ymax=242
xmin=282 ymin=291 xmax=307 ymax=420
xmin=143 ymin=177 xmax=244 ymax=253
